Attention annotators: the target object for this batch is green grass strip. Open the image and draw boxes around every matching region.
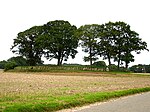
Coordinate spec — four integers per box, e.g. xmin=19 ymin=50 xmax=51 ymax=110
xmin=2 ymin=87 xmax=150 ymax=112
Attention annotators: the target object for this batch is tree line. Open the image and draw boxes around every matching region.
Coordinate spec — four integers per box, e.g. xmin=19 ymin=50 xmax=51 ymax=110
xmin=10 ymin=20 xmax=148 ymax=69
xmin=130 ymin=64 xmax=150 ymax=73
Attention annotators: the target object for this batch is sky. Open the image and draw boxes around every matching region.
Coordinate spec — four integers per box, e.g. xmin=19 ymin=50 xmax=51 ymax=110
xmin=0 ymin=0 xmax=150 ymax=66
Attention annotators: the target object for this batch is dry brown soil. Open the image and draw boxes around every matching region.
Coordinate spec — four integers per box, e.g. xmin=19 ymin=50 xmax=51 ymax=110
xmin=1 ymin=71 xmax=150 ymax=97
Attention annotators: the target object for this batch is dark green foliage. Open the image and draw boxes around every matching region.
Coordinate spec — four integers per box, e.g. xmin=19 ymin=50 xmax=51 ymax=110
xmin=77 ymin=24 xmax=101 ymax=65
xmin=38 ymin=20 xmax=78 ymax=65
xmin=108 ymin=64 xmax=118 ymax=71
xmin=4 ymin=61 xmax=17 ymax=71
xmin=118 ymin=67 xmax=129 ymax=72
xmin=130 ymin=65 xmax=144 ymax=73
xmin=144 ymin=65 xmax=150 ymax=73
xmin=97 ymin=22 xmax=116 ymax=66
xmin=97 ymin=21 xmax=148 ymax=68
xmin=130 ymin=64 xmax=150 ymax=73
xmin=11 ymin=26 xmax=44 ymax=66
xmin=0 ymin=60 xmax=7 ymax=69
xmin=10 ymin=20 xmax=148 ymax=68
xmin=92 ymin=61 xmax=106 ymax=67
xmin=0 ymin=56 xmax=28 ymax=71
xmin=7 ymin=56 xmax=28 ymax=66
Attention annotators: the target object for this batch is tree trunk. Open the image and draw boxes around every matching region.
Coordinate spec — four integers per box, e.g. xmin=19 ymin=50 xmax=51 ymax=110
xmin=125 ymin=52 xmax=129 ymax=69
xmin=90 ymin=47 xmax=92 ymax=65
xmin=57 ymin=51 xmax=61 ymax=66
xmin=117 ymin=60 xmax=120 ymax=69
xmin=107 ymin=53 xmax=111 ymax=66
xmin=28 ymin=51 xmax=36 ymax=66
xmin=89 ymin=47 xmax=92 ymax=65
xmin=28 ymin=59 xmax=36 ymax=66
xmin=108 ymin=58 xmax=111 ymax=66
xmin=117 ymin=53 xmax=121 ymax=69
xmin=60 ymin=56 xmax=63 ymax=65
xmin=125 ymin=62 xmax=129 ymax=69
xmin=57 ymin=58 xmax=61 ymax=66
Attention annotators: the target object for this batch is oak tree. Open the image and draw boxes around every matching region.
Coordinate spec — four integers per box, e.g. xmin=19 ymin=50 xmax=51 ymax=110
xmin=11 ymin=26 xmax=44 ymax=66
xmin=38 ymin=20 xmax=78 ymax=65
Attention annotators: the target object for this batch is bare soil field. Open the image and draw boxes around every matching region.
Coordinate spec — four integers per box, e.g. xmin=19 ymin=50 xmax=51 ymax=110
xmin=1 ymin=72 xmax=150 ymax=97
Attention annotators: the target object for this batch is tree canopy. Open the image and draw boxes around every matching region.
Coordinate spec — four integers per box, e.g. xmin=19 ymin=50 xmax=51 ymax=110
xmin=77 ymin=24 xmax=101 ymax=65
xmin=37 ymin=20 xmax=79 ymax=65
xmin=97 ymin=21 xmax=148 ymax=68
xmin=10 ymin=20 xmax=148 ymax=69
xmin=11 ymin=26 xmax=44 ymax=66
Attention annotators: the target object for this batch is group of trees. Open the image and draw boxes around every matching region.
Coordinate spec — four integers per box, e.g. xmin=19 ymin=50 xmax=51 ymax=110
xmin=78 ymin=22 xmax=148 ymax=68
xmin=0 ymin=56 xmax=28 ymax=70
xmin=11 ymin=20 xmax=148 ymax=69
xmin=130 ymin=64 xmax=150 ymax=73
xmin=11 ymin=20 xmax=78 ymax=66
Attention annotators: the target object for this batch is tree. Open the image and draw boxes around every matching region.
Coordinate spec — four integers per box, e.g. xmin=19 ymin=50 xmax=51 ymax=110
xmin=129 ymin=64 xmax=146 ymax=73
xmin=113 ymin=22 xmax=148 ymax=68
xmin=108 ymin=21 xmax=132 ymax=68
xmin=110 ymin=22 xmax=127 ymax=68
xmin=121 ymin=35 xmax=148 ymax=68
xmin=38 ymin=20 xmax=78 ymax=65
xmin=98 ymin=21 xmax=148 ymax=68
xmin=11 ymin=26 xmax=44 ymax=66
xmin=97 ymin=22 xmax=116 ymax=66
xmin=78 ymin=24 xmax=101 ymax=65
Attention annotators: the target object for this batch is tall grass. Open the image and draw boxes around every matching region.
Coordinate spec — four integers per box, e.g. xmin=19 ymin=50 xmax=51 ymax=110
xmin=2 ymin=87 xmax=150 ymax=112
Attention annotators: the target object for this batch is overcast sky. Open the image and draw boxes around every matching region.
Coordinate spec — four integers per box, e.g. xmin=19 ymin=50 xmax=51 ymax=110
xmin=0 ymin=0 xmax=150 ymax=66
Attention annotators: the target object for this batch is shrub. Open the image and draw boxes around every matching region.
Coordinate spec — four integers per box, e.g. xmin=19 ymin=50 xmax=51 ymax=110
xmin=92 ymin=61 xmax=106 ymax=67
xmin=4 ymin=61 xmax=17 ymax=71
xmin=119 ymin=67 xmax=129 ymax=72
xmin=0 ymin=60 xmax=7 ymax=69
xmin=7 ymin=56 xmax=28 ymax=66
xmin=108 ymin=64 xmax=118 ymax=71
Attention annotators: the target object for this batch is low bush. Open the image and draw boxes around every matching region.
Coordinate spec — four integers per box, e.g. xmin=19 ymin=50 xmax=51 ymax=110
xmin=108 ymin=64 xmax=118 ymax=71
xmin=4 ymin=61 xmax=17 ymax=71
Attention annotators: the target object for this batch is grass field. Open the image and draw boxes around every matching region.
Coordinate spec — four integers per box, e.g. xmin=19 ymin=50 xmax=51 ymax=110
xmin=1 ymin=71 xmax=150 ymax=111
